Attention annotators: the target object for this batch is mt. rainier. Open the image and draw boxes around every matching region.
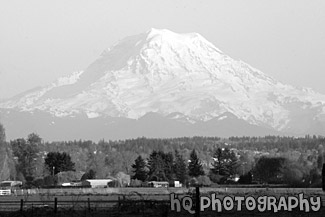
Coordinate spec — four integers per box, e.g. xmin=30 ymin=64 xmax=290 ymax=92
xmin=1 ymin=28 xmax=325 ymax=141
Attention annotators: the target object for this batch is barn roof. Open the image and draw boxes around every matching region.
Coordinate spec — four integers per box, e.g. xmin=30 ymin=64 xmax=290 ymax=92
xmin=84 ymin=179 xmax=113 ymax=185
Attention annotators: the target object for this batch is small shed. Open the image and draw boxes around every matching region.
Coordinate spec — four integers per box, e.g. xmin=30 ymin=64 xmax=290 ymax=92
xmin=81 ymin=179 xmax=113 ymax=188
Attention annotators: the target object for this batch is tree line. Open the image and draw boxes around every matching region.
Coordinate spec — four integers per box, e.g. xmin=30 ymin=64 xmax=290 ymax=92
xmin=1 ymin=122 xmax=325 ymax=187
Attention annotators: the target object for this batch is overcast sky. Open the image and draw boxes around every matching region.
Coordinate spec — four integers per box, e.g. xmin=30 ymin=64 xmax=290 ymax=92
xmin=0 ymin=0 xmax=324 ymax=99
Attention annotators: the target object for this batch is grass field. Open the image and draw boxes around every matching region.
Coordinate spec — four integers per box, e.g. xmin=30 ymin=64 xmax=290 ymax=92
xmin=0 ymin=187 xmax=324 ymax=216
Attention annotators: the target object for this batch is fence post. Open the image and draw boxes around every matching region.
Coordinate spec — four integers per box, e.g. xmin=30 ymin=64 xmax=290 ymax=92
xmin=322 ymin=164 xmax=325 ymax=191
xmin=142 ymin=199 xmax=145 ymax=217
xmin=54 ymin=197 xmax=58 ymax=213
xmin=20 ymin=199 xmax=23 ymax=213
xmin=88 ymin=197 xmax=91 ymax=212
xmin=195 ymin=186 xmax=200 ymax=217
xmin=118 ymin=196 xmax=120 ymax=213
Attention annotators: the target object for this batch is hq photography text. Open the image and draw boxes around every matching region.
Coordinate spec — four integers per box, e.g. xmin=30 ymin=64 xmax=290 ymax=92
xmin=170 ymin=192 xmax=321 ymax=214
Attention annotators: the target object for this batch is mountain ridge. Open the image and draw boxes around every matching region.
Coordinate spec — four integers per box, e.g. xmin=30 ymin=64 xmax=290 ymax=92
xmin=1 ymin=28 xmax=325 ymax=140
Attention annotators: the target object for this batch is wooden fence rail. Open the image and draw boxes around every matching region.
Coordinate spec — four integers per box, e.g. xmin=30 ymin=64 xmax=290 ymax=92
xmin=1 ymin=188 xmax=325 ymax=216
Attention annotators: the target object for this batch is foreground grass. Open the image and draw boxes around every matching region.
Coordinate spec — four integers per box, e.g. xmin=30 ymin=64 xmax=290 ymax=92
xmin=0 ymin=187 xmax=324 ymax=216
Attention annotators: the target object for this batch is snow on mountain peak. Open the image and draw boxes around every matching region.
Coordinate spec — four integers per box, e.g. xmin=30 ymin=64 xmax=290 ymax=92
xmin=144 ymin=28 xmax=223 ymax=54
xmin=146 ymin=28 xmax=207 ymax=43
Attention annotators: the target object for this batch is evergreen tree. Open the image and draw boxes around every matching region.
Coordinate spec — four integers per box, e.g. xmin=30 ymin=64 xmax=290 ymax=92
xmin=147 ymin=151 xmax=174 ymax=181
xmin=131 ymin=155 xmax=148 ymax=181
xmin=164 ymin=152 xmax=175 ymax=181
xmin=147 ymin=151 xmax=167 ymax=181
xmin=0 ymin=124 xmax=17 ymax=181
xmin=174 ymin=150 xmax=187 ymax=184
xmin=210 ymin=147 xmax=238 ymax=177
xmin=188 ymin=149 xmax=205 ymax=177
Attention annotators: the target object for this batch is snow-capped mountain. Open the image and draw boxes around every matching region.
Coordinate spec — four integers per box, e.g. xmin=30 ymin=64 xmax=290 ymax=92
xmin=1 ymin=28 xmax=325 ymax=141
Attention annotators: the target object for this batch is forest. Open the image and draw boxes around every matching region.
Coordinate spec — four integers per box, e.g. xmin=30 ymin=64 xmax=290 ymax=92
xmin=1 ymin=122 xmax=325 ymax=188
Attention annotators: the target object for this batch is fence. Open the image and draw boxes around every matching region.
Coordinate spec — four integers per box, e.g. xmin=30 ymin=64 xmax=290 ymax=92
xmin=0 ymin=196 xmax=171 ymax=217
xmin=1 ymin=187 xmax=325 ymax=217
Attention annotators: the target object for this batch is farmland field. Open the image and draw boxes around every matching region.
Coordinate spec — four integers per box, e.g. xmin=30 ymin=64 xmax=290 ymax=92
xmin=0 ymin=187 xmax=324 ymax=216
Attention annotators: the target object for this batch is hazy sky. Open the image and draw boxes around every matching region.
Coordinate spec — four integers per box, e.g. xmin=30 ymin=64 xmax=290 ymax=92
xmin=0 ymin=0 xmax=324 ymax=99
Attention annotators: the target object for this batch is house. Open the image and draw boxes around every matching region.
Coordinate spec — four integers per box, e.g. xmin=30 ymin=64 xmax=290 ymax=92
xmin=81 ymin=179 xmax=113 ymax=188
xmin=0 ymin=181 xmax=23 ymax=195
xmin=148 ymin=181 xmax=169 ymax=188
xmin=174 ymin=181 xmax=182 ymax=188
xmin=0 ymin=180 xmax=22 ymax=189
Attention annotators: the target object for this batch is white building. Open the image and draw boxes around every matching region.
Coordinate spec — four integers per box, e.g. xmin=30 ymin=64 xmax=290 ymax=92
xmin=81 ymin=179 xmax=113 ymax=188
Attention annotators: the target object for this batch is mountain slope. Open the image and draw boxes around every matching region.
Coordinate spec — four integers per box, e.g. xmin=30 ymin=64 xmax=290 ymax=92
xmin=1 ymin=28 xmax=325 ymax=140
xmin=0 ymin=109 xmax=280 ymax=141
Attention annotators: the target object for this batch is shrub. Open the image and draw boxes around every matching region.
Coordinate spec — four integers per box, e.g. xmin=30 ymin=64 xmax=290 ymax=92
xmin=130 ymin=179 xmax=142 ymax=187
xmin=197 ymin=175 xmax=212 ymax=187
